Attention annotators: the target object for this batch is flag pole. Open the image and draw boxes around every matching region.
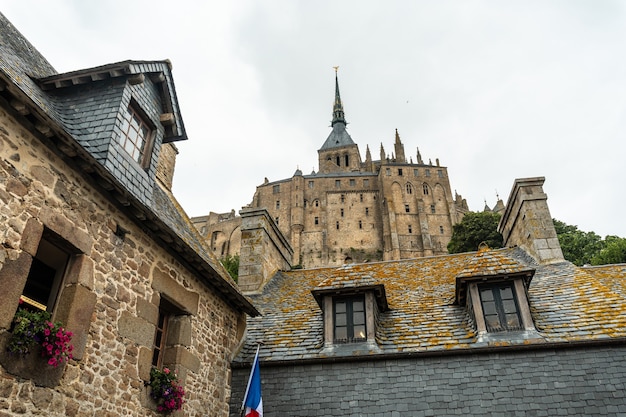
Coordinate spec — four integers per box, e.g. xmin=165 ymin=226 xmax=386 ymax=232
xmin=241 ymin=343 xmax=261 ymax=417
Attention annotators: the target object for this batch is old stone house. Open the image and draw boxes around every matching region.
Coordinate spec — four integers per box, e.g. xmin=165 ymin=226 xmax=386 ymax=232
xmin=0 ymin=13 xmax=257 ymax=416
xmin=192 ymin=73 xmax=470 ymax=269
xmin=229 ymin=177 xmax=626 ymax=416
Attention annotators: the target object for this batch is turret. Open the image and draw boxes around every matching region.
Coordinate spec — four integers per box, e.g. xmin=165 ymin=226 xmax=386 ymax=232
xmin=394 ymin=129 xmax=406 ymax=163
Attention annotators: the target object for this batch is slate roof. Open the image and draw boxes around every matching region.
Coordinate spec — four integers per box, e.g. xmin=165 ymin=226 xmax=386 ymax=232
xmin=0 ymin=13 xmax=257 ymax=316
xmin=235 ymin=247 xmax=626 ymax=363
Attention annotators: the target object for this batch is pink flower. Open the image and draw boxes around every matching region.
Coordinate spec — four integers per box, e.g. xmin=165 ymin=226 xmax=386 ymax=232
xmin=164 ymin=368 xmax=170 ymax=374
xmin=44 ymin=328 xmax=51 ymax=336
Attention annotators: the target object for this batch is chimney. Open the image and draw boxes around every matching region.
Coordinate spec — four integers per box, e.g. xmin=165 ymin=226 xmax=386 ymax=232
xmin=498 ymin=177 xmax=564 ymax=264
xmin=237 ymin=208 xmax=293 ymax=293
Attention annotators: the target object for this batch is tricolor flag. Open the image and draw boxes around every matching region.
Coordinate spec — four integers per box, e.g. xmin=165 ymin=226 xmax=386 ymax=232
xmin=242 ymin=345 xmax=263 ymax=417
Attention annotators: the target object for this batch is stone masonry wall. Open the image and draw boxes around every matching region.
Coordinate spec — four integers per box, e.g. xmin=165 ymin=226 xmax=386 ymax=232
xmin=0 ymin=107 xmax=243 ymax=415
xmin=230 ymin=345 xmax=626 ymax=416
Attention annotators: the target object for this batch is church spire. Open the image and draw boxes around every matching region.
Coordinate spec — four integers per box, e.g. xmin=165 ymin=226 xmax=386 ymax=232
xmin=331 ymin=66 xmax=346 ymax=126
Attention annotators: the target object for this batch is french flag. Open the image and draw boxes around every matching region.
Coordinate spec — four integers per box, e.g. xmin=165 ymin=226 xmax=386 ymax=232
xmin=242 ymin=345 xmax=263 ymax=417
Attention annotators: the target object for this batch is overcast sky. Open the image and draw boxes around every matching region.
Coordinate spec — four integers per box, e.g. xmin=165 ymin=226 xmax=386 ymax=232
xmin=3 ymin=1 xmax=625 ymax=238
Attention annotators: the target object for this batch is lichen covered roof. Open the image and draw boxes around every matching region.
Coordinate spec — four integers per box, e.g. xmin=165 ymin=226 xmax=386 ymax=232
xmin=236 ymin=248 xmax=626 ymax=363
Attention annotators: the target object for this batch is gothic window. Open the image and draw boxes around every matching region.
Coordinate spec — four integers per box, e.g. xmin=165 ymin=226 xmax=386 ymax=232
xmin=406 ymin=184 xmax=413 ymax=194
xmin=119 ymin=103 xmax=154 ymax=167
xmin=333 ymin=297 xmax=366 ymax=344
xmin=423 ymin=184 xmax=429 ymax=195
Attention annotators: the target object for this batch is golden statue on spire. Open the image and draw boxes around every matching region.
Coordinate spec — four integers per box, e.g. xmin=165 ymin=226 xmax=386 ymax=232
xmin=333 ymin=66 xmax=339 ymax=73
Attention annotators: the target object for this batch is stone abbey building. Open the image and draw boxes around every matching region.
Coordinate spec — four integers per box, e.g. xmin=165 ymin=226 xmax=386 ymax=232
xmin=193 ymin=74 xmax=469 ymax=268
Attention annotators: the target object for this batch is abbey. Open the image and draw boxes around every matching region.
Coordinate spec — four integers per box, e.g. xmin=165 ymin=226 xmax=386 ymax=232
xmin=193 ymin=73 xmax=469 ymax=268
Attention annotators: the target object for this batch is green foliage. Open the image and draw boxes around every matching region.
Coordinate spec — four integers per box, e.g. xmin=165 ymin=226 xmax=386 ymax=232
xmin=591 ymin=235 xmax=626 ymax=265
xmin=9 ymin=307 xmax=51 ymax=355
xmin=447 ymin=211 xmax=503 ymax=254
xmin=219 ymin=255 xmax=239 ymax=282
xmin=553 ymin=219 xmax=604 ymax=266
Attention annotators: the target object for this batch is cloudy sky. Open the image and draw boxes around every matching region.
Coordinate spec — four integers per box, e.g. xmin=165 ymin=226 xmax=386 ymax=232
xmin=3 ymin=1 xmax=625 ymax=238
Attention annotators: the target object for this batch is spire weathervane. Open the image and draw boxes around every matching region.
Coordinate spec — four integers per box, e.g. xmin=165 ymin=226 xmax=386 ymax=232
xmin=333 ymin=66 xmax=339 ymax=73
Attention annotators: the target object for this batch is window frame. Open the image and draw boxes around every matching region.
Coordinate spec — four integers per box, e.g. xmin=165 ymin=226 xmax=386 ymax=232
xmin=477 ymin=282 xmax=523 ymax=333
xmin=332 ymin=296 xmax=367 ymax=344
xmin=119 ymin=102 xmax=155 ymax=168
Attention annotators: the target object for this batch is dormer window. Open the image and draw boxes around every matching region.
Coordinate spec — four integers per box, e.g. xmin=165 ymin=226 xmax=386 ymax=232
xmin=478 ymin=282 xmax=522 ymax=332
xmin=312 ymin=281 xmax=388 ymax=348
xmin=120 ymin=103 xmax=154 ymax=167
xmin=333 ymin=296 xmax=366 ymax=343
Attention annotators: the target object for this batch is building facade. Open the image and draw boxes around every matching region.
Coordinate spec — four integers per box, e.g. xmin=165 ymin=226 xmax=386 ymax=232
xmin=0 ymin=14 xmax=257 ymax=416
xmin=229 ymin=177 xmax=626 ymax=416
xmin=194 ymin=74 xmax=469 ymax=268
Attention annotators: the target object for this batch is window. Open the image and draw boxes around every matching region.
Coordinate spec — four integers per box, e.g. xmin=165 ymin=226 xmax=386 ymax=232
xmin=21 ymin=237 xmax=69 ymax=311
xmin=275 ymin=217 xmax=279 ymax=224
xmin=359 ymin=220 xmax=362 ymax=229
xmin=340 ymin=194 xmax=345 ymax=203
xmin=385 ymin=168 xmax=391 ymax=176
xmin=425 ymin=169 xmax=431 ymax=177
xmin=363 ymin=179 xmax=369 ymax=187
xmin=345 ymin=155 xmax=349 ymax=166
xmin=423 ymin=184 xmax=429 ymax=195
xmin=336 ymin=221 xmax=340 ymax=230
xmin=413 ymin=169 xmax=419 ymax=177
xmin=333 ymin=297 xmax=366 ymax=343
xmin=340 ymin=209 xmax=344 ymax=217
xmin=308 ymin=181 xmax=314 ymax=189
xmin=119 ymin=104 xmax=153 ymax=166
xmin=273 ymin=185 xmax=280 ymax=194
xmin=478 ymin=283 xmax=522 ymax=332
xmin=430 ymin=204 xmax=436 ymax=213
xmin=336 ymin=156 xmax=341 ymax=166
xmin=408 ymin=225 xmax=412 ymax=234
xmin=314 ymin=217 xmax=319 ymax=225
xmin=359 ymin=193 xmax=363 ymax=202
xmin=405 ymin=204 xmax=410 ymax=213
xmin=275 ymin=200 xmax=280 ymax=209
xmin=335 ymin=180 xmax=341 ymax=188
xmin=439 ymin=225 xmax=444 ymax=234
xmin=350 ymin=179 xmax=356 ymax=187
xmin=406 ymin=184 xmax=413 ymax=194
xmin=398 ymin=169 xmax=403 ymax=176
xmin=438 ymin=169 xmax=444 ymax=178
xmin=365 ymin=207 xmax=369 ymax=216
xmin=151 ymin=298 xmax=188 ymax=369
xmin=315 ymin=200 xmax=320 ymax=207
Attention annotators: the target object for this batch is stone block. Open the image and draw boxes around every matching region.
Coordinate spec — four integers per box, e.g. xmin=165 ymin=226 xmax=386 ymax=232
xmin=54 ymin=283 xmax=97 ymax=360
xmin=38 ymin=210 xmax=93 ymax=255
xmin=118 ymin=311 xmax=155 ymax=348
xmin=151 ymin=268 xmax=199 ymax=315
xmin=136 ymin=297 xmax=158 ymax=324
xmin=19 ymin=217 xmax=43 ymax=256
xmin=0 ymin=251 xmax=32 ymax=329
xmin=162 ymin=345 xmax=200 ymax=373
xmin=167 ymin=315 xmax=192 ymax=346
xmin=64 ymin=255 xmax=94 ymax=290
xmin=137 ymin=346 xmax=153 ymax=381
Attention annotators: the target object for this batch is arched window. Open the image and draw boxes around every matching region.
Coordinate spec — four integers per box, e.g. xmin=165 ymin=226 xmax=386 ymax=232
xmin=345 ymin=155 xmax=349 ymax=166
xmin=336 ymin=156 xmax=341 ymax=166
xmin=423 ymin=184 xmax=429 ymax=195
xmin=406 ymin=183 xmax=413 ymax=194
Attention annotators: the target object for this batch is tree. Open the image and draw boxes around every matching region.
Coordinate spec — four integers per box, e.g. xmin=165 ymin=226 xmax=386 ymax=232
xmin=553 ymin=219 xmax=604 ymax=266
xmin=591 ymin=236 xmax=626 ymax=265
xmin=219 ymin=254 xmax=239 ymax=282
xmin=447 ymin=212 xmax=503 ymax=254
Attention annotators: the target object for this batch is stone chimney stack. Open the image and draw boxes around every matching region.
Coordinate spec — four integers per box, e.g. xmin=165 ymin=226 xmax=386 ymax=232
xmin=238 ymin=208 xmax=293 ymax=293
xmin=155 ymin=143 xmax=178 ymax=190
xmin=498 ymin=177 xmax=564 ymax=264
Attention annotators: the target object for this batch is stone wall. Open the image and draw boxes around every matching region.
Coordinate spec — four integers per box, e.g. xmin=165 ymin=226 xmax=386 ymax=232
xmin=230 ymin=345 xmax=626 ymax=416
xmin=0 ymin=105 xmax=243 ymax=415
xmin=155 ymin=142 xmax=178 ymax=190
